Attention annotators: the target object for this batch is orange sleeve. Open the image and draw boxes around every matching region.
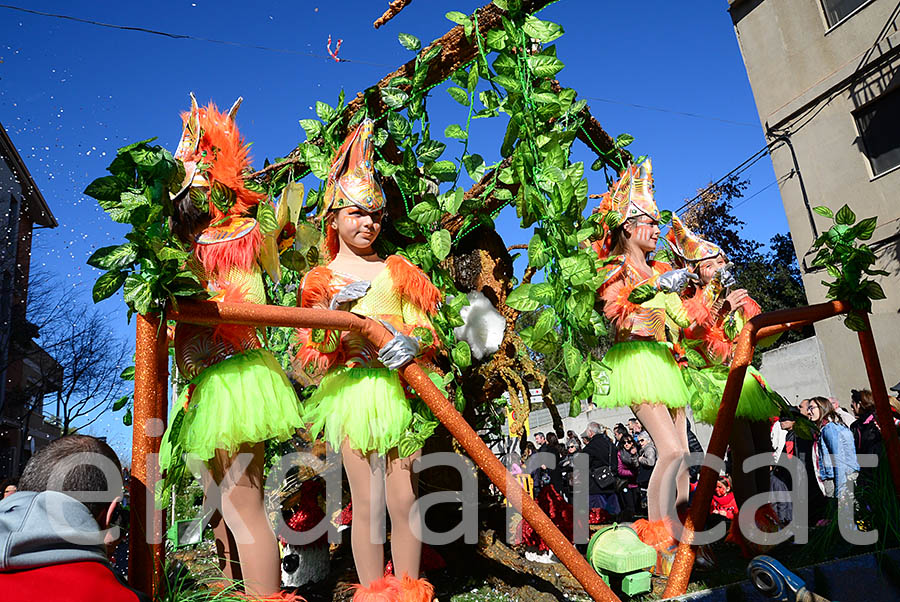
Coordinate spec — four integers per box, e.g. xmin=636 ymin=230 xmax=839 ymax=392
xmin=293 ymin=267 xmax=343 ymax=377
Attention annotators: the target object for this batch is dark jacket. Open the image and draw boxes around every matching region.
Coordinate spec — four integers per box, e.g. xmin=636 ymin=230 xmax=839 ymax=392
xmin=582 ymin=434 xmax=617 ymax=494
xmin=0 ymin=491 xmax=148 ymax=602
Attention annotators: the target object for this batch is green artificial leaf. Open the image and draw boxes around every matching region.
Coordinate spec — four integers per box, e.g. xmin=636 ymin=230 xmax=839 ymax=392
xmin=92 ymin=270 xmax=127 ymax=303
xmin=298 ymin=119 xmax=322 ymax=141
xmin=416 ymin=139 xmax=446 ymax=163
xmin=398 ymin=32 xmax=421 ymax=51
xmin=445 ymin=124 xmax=468 ymax=140
xmin=409 ymin=200 xmax=441 ymax=225
xmin=569 ymin=398 xmax=581 ymax=418
xmin=852 ymin=216 xmax=877 ymax=240
xmin=685 ymin=348 xmax=706 ymax=369
xmin=532 ymin=308 xmax=557 ymax=341
xmin=485 ymin=29 xmax=507 ymax=50
xmin=375 ymin=159 xmax=401 ymax=178
xmin=120 ymin=366 xmax=135 ymax=380
xmin=429 ymin=160 xmax=457 ymax=182
xmin=723 ymin=313 xmax=739 ymax=340
xmin=430 ymin=229 xmax=452 ymax=261
xmin=563 ymin=342 xmax=580 ymax=379
xmin=522 ymin=16 xmax=564 ymax=43
xmin=628 ymin=283 xmax=657 ymax=304
xmin=418 ymin=44 xmax=442 ymax=64
xmin=493 ymin=0 xmax=508 ymax=9
xmin=113 ymin=395 xmax=130 ymax=411
xmin=526 ymin=54 xmax=565 ymax=78
xmin=387 ymin=111 xmax=411 ymax=142
xmin=381 ymin=86 xmax=409 ymax=109
xmin=528 ymin=234 xmax=549 ymax=268
xmin=813 ymin=205 xmax=834 ymax=219
xmin=528 ymin=282 xmax=554 ymax=304
xmin=445 ymin=11 xmax=469 ymax=25
xmin=658 ymin=209 xmax=673 ymax=226
xmin=614 ymin=133 xmax=635 ymax=149
xmin=451 ymin=341 xmax=472 ymax=369
xmin=447 ymin=87 xmax=470 ymax=106
xmin=462 ymin=153 xmax=485 ymax=181
xmin=844 ymin=313 xmax=868 ymax=332
xmin=440 ymin=188 xmax=465 ymax=215
xmin=493 ymin=74 xmax=521 ymax=93
xmin=835 ymin=204 xmax=856 ymax=225
xmin=506 ymin=284 xmax=540 ymax=311
xmin=87 ymin=243 xmax=138 ymax=271
xmin=393 ymin=217 xmax=421 ymax=239
xmin=123 ymin=273 xmax=154 ymax=315
xmin=256 ymin=201 xmax=278 ymax=234
xmin=864 ymin=280 xmax=886 ymax=300
xmin=122 ymin=408 xmax=133 ymax=426
xmin=373 ymin=128 xmax=389 ymax=147
xmin=84 ymin=175 xmax=124 ymax=202
xmin=315 ymin=101 xmax=336 ymax=122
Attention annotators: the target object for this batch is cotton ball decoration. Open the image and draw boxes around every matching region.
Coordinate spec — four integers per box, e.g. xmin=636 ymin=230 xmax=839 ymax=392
xmin=453 ymin=290 xmax=506 ymax=361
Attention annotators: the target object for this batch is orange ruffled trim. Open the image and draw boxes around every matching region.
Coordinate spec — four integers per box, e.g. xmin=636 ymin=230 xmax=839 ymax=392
xmin=683 ymin=290 xmax=715 ymax=329
xmin=197 ymin=224 xmax=262 ymax=276
xmin=601 ymin=278 xmax=640 ymax=329
xmin=352 ymin=576 xmax=401 ymax=602
xmin=386 ymin=255 xmax=441 ymax=316
xmin=705 ymin=325 xmax=732 ymax=364
xmin=295 ymin=267 xmax=343 ymax=373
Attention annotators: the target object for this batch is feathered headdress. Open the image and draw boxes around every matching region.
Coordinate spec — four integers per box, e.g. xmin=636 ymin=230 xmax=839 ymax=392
xmin=592 ymin=158 xmax=659 ymax=260
xmin=173 ymin=93 xmax=264 ymax=222
xmin=664 ymin=214 xmax=724 ymax=263
xmin=322 ymin=119 xmax=386 ymax=214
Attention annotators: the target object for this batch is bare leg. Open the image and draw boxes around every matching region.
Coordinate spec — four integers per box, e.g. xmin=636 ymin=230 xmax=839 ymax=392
xmin=212 ymin=442 xmax=281 ymax=596
xmin=201 ymin=470 xmax=242 ymax=581
xmin=633 ymin=404 xmax=690 ymax=522
xmin=385 ymin=447 xmax=421 ymax=579
xmin=342 ymin=440 xmax=385 ymax=586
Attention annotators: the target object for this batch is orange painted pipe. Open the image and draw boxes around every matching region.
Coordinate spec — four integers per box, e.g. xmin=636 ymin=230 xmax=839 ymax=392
xmin=129 ymin=313 xmax=169 ymax=597
xmin=152 ymin=300 xmax=620 ymax=602
xmin=664 ymin=300 xmax=900 ymax=598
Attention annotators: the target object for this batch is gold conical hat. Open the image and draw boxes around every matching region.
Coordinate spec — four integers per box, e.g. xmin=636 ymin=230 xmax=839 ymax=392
xmin=664 ymin=214 xmax=724 ymax=262
xmin=323 ymin=119 xmax=386 ymax=213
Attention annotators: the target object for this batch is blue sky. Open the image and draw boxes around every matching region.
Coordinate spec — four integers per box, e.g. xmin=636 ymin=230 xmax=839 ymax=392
xmin=1 ymin=1 xmax=791 ymax=460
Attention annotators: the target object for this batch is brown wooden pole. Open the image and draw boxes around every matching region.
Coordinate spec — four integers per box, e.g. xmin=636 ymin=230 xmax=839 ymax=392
xmin=856 ymin=312 xmax=900 ymax=501
xmin=128 ymin=313 xmax=169 ymax=597
xmin=168 ymin=300 xmax=620 ymax=601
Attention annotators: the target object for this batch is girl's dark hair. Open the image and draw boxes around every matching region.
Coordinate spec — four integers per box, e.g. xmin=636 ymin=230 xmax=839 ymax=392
xmin=171 ymin=193 xmax=210 ymax=244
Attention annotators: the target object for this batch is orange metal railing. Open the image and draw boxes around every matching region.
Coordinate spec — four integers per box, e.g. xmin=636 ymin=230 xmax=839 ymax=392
xmin=129 ymin=301 xmax=620 ymax=601
xmin=663 ymin=301 xmax=900 ymax=597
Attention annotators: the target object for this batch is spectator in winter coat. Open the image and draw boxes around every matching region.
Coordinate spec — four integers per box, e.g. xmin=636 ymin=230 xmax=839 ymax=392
xmin=0 ymin=435 xmax=146 ymax=602
xmin=580 ymin=423 xmax=621 ymax=515
xmin=617 ymin=435 xmax=641 ymax=520
xmin=809 ymin=397 xmax=860 ymax=500
xmin=636 ymin=432 xmax=656 ymax=488
xmin=711 ymin=475 xmax=738 ymax=520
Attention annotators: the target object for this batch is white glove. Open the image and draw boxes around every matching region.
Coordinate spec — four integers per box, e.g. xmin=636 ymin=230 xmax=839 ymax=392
xmin=329 ymin=280 xmax=371 ymax=310
xmin=714 ymin=263 xmax=737 ymax=289
xmin=378 ymin=321 xmax=420 ymax=370
xmin=657 ymin=268 xmax=700 ymax=293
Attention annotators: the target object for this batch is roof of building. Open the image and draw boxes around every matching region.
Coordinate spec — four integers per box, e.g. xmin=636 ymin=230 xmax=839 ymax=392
xmin=0 ymin=122 xmax=58 ymax=228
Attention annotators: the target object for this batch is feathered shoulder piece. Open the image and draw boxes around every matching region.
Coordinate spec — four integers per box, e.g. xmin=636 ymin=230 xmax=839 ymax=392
xmin=299 ymin=266 xmax=337 ymax=309
xmin=386 ymin=255 xmax=441 ymax=315
xmin=195 ymin=216 xmax=262 ymax=276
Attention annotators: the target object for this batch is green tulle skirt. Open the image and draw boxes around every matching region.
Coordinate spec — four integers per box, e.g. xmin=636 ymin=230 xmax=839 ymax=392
xmin=302 ymin=367 xmax=413 ymax=456
xmin=595 ymin=340 xmax=692 ymax=409
xmin=686 ymin=365 xmax=778 ymax=424
xmin=159 ymin=349 xmax=303 ymax=468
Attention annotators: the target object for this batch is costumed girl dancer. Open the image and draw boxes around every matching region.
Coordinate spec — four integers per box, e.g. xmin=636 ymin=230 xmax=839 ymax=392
xmin=293 ymin=120 xmax=439 ymax=601
xmin=158 ymin=96 xmax=305 ymax=600
xmin=664 ymin=215 xmax=779 ymax=507
xmin=592 ymin=159 xmax=697 ymax=525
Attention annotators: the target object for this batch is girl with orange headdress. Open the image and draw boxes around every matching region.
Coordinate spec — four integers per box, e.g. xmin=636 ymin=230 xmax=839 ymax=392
xmin=158 ymin=95 xmax=305 ymax=600
xmin=293 ymin=119 xmax=439 ymax=601
xmin=592 ymin=159 xmax=699 ymax=527
xmin=664 ymin=214 xmax=780 ymax=507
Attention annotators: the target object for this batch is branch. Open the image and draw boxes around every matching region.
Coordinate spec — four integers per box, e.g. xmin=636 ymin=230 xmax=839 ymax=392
xmin=374 ymin=0 xmax=413 ymax=29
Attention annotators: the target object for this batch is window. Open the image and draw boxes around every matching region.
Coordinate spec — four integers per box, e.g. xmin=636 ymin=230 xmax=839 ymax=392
xmin=855 ymin=87 xmax=900 ymax=176
xmin=821 ymin=0 xmax=870 ymax=27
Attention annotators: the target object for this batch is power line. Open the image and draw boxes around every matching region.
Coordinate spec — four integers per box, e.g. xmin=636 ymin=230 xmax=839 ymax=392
xmin=0 ymin=3 xmax=393 ymax=67
xmin=581 ymin=95 xmax=758 ymax=127
xmin=733 ymin=170 xmax=795 ymax=210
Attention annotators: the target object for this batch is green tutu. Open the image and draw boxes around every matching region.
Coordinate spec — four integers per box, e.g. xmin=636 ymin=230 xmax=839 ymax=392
xmin=159 ymin=349 xmax=302 ymax=468
xmin=686 ymin=365 xmax=778 ymax=424
xmin=596 ymin=340 xmax=691 ymax=409
xmin=302 ymin=367 xmax=412 ymax=456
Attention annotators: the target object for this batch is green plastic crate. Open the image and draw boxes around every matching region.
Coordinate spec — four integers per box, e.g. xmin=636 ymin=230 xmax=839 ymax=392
xmin=586 ymin=524 xmax=657 ymax=574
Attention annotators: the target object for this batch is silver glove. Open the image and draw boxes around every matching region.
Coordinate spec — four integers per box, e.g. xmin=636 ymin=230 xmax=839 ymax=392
xmin=329 ymin=280 xmax=371 ymax=310
xmin=377 ymin=321 xmax=420 ymax=370
xmin=657 ymin=268 xmax=700 ymax=293
xmin=714 ymin=263 xmax=737 ymax=289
